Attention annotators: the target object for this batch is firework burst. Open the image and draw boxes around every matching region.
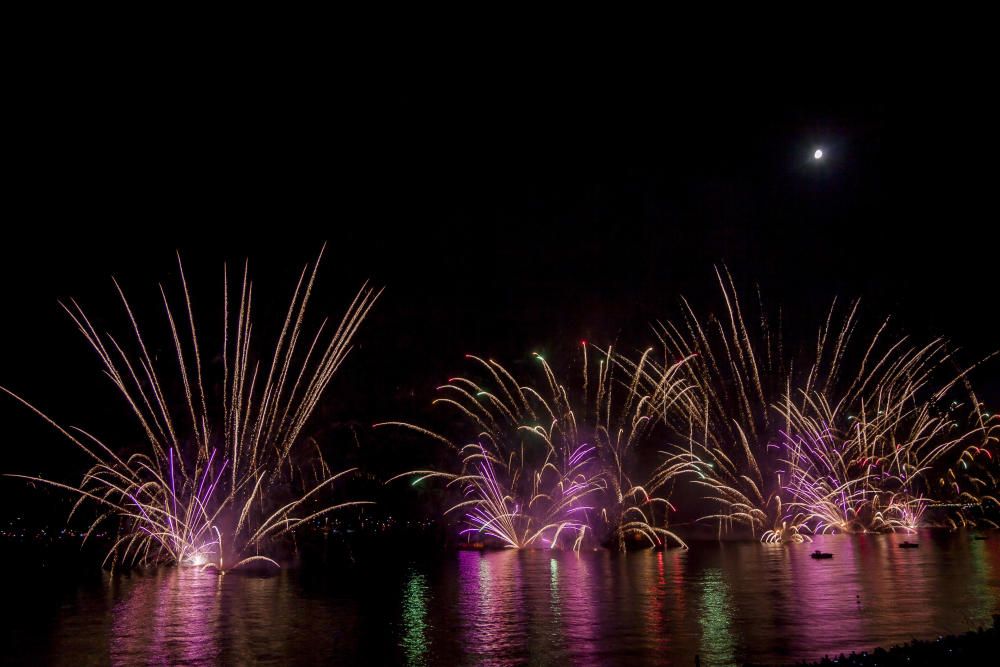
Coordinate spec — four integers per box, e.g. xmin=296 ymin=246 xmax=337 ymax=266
xmin=380 ymin=346 xmax=691 ymax=550
xmin=644 ymin=268 xmax=997 ymax=540
xmin=3 ymin=247 xmax=379 ymax=571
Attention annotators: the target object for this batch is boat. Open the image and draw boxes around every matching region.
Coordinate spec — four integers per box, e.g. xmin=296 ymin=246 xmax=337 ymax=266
xmin=973 ymin=535 xmax=989 ymax=541
xmin=810 ymin=550 xmax=833 ymax=559
xmin=899 ymin=541 xmax=919 ymax=549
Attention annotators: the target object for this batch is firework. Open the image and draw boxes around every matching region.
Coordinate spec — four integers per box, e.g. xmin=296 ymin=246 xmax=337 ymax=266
xmin=380 ymin=347 xmax=691 ymax=550
xmin=2 ymin=247 xmax=379 ymax=571
xmin=777 ymin=337 xmax=998 ymax=534
xmin=644 ymin=268 xmax=997 ymax=540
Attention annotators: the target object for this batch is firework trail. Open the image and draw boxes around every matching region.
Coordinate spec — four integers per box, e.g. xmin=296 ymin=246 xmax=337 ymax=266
xmin=644 ymin=268 xmax=997 ymax=540
xmin=380 ymin=346 xmax=691 ymax=550
xmin=3 ymin=247 xmax=379 ymax=571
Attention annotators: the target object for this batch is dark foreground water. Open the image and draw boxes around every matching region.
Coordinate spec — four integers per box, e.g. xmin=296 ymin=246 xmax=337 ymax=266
xmin=4 ymin=530 xmax=1000 ymax=666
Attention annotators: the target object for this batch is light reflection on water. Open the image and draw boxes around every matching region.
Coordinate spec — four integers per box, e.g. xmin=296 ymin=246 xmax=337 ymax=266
xmin=401 ymin=568 xmax=430 ymax=666
xmin=697 ymin=568 xmax=734 ymax=664
xmin=9 ymin=530 xmax=1000 ymax=666
xmin=110 ymin=567 xmax=222 ymax=664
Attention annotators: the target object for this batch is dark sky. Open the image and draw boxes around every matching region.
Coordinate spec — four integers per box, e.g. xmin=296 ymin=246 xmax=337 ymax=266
xmin=2 ymin=71 xmax=998 ymax=523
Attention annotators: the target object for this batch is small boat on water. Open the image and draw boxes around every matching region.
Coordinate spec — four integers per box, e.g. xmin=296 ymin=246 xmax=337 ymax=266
xmin=899 ymin=541 xmax=919 ymax=549
xmin=974 ymin=535 xmax=989 ymax=540
xmin=810 ymin=550 xmax=833 ymax=559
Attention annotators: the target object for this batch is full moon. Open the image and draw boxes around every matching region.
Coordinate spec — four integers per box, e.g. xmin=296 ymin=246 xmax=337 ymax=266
xmin=814 ymin=149 xmax=824 ymax=160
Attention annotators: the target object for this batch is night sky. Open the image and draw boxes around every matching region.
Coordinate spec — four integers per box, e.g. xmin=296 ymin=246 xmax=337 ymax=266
xmin=2 ymin=82 xmax=997 ymax=526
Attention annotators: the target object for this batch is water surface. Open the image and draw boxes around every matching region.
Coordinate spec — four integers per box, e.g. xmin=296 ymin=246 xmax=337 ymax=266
xmin=5 ymin=530 xmax=1000 ymax=665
